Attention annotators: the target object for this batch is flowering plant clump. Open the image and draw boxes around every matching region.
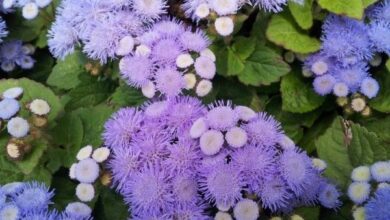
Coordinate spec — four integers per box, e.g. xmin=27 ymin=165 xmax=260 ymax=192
xmin=0 ymin=87 xmax=52 ymax=160
xmin=0 ymin=181 xmax=92 ymax=219
xmin=103 ymin=96 xmax=340 ymax=218
xmin=2 ymin=0 xmax=53 ymax=20
xmin=347 ymin=162 xmax=390 ymax=220
xmin=48 ymin=0 xmax=168 ymax=62
xmin=182 ymin=0 xmax=304 ymax=36
xmin=1 ymin=0 xmax=390 ymax=219
xmin=119 ymin=18 xmax=216 ymax=98
xmin=304 ymin=1 xmax=390 ymax=114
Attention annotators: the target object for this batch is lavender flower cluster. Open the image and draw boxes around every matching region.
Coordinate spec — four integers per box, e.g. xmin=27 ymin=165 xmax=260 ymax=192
xmin=304 ymin=4 xmax=390 ymax=101
xmin=48 ymin=0 xmax=168 ymax=62
xmin=103 ymin=96 xmax=340 ymax=219
xmin=69 ymin=145 xmax=110 ymax=203
xmin=0 ymin=181 xmax=92 ymax=219
xmin=0 ymin=87 xmax=51 ymax=160
xmin=182 ymin=0 xmax=303 ymax=36
xmin=0 ymin=41 xmax=35 ymax=72
xmin=347 ymin=162 xmax=390 ymax=220
xmin=0 ymin=17 xmax=7 ymax=42
xmin=2 ymin=0 xmax=53 ymax=20
xmin=0 ymin=14 xmax=35 ymax=72
xmin=119 ymin=18 xmax=216 ymax=98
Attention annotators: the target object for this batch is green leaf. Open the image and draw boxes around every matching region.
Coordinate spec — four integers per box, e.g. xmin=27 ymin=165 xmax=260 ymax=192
xmin=47 ymin=51 xmax=87 ymax=90
xmin=51 ymin=176 xmax=78 ymax=210
xmin=281 ymin=71 xmax=325 ymax=113
xmin=49 ymin=112 xmax=84 ymax=167
xmin=0 ymin=78 xmax=62 ymax=122
xmin=370 ymin=71 xmax=390 ymax=113
xmin=299 ymin=113 xmax=336 ymax=154
xmin=362 ymin=0 xmax=379 ymax=7
xmin=65 ymin=76 xmax=115 ymax=110
xmin=231 ymin=37 xmax=257 ymax=61
xmin=6 ymin=14 xmax=46 ymax=42
xmin=316 ymin=117 xmax=353 ymax=189
xmin=288 ymin=0 xmax=314 ymax=30
xmin=386 ymin=59 xmax=390 ymax=71
xmin=348 ymin=124 xmax=390 ymax=166
xmin=77 ymin=106 xmax=115 ymax=147
xmin=110 ymin=85 xmax=146 ymax=108
xmin=238 ymin=46 xmax=291 ymax=86
xmin=16 ymin=140 xmax=48 ymax=174
xmin=318 ymin=0 xmax=364 ymax=19
xmin=364 ymin=116 xmax=390 ymax=143
xmin=226 ymin=47 xmax=245 ymax=75
xmin=95 ymin=188 xmax=129 ymax=220
xmin=23 ymin=165 xmax=52 ymax=185
xmin=266 ymin=13 xmax=321 ymax=53
xmin=294 ymin=207 xmax=320 ymax=220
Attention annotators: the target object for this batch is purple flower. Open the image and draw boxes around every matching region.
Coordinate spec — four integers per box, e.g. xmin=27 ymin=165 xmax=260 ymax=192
xmin=205 ymin=101 xmax=239 ymax=131
xmin=243 ymin=112 xmax=284 ymax=147
xmin=199 ymin=160 xmax=244 ymax=208
xmin=313 ymin=74 xmax=336 ymax=95
xmin=365 ymin=187 xmax=390 ymax=220
xmin=164 ymin=138 xmax=202 ymax=174
xmin=154 ymin=67 xmax=185 ymax=97
xmin=103 ymin=107 xmax=144 ymax=150
xmin=318 ymin=182 xmax=341 ymax=209
xmin=151 ymin=38 xmax=184 ymax=64
xmin=0 ymin=40 xmax=35 ymax=72
xmin=48 ymin=19 xmax=78 ymax=59
xmin=368 ymin=20 xmax=390 ymax=56
xmin=258 ymin=174 xmax=291 ymax=212
xmin=119 ymin=55 xmax=155 ymax=87
xmin=129 ymin=125 xmax=171 ymax=165
xmin=12 ymin=182 xmax=54 ymax=213
xmin=251 ymin=0 xmax=288 ymax=12
xmin=179 ymin=30 xmax=210 ymax=53
xmin=369 ymin=0 xmax=390 ymax=21
xmin=108 ymin=147 xmax=141 ymax=193
xmin=124 ymin=165 xmax=173 ymax=216
xmin=171 ymin=174 xmax=200 ymax=205
xmin=132 ymin=0 xmax=167 ymax=21
xmin=322 ymin=15 xmax=372 ymax=64
xmin=232 ymin=144 xmax=277 ymax=193
xmin=0 ymin=17 xmax=8 ymax=42
xmin=278 ymin=148 xmax=314 ymax=195
xmin=360 ymin=77 xmax=380 ymax=98
xmin=163 ymin=96 xmax=207 ymax=135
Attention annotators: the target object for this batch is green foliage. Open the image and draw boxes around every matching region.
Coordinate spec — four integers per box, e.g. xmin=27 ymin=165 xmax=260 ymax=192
xmin=317 ymin=0 xmax=364 ymax=19
xmin=288 ymin=0 xmax=314 ymax=30
xmin=0 ymin=78 xmax=62 ymax=121
xmin=370 ymin=71 xmax=390 ymax=113
xmin=348 ymin=123 xmax=390 ymax=166
xmin=266 ymin=12 xmax=321 ymax=53
xmin=47 ymin=51 xmax=87 ymax=90
xmin=316 ymin=117 xmax=353 ymax=189
xmin=2 ymin=1 xmax=390 ymax=219
xmin=281 ymin=70 xmax=325 ymax=113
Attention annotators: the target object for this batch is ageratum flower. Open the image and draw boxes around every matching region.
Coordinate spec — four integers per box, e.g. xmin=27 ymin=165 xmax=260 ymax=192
xmin=365 ymin=187 xmax=390 ymax=220
xmin=48 ymin=0 xmax=166 ymax=62
xmin=0 ymin=41 xmax=35 ymax=72
xmin=3 ymin=0 xmax=53 ymax=20
xmin=119 ymin=18 xmax=215 ymax=98
xmin=304 ymin=13 xmax=384 ymax=101
xmin=0 ymin=181 xmax=93 ymax=219
xmin=105 ymin=96 xmax=341 ymax=217
xmin=0 ymin=17 xmax=7 ymax=42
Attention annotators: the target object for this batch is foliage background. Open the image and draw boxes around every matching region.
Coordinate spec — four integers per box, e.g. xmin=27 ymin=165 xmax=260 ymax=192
xmin=0 ymin=0 xmax=389 ymax=219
